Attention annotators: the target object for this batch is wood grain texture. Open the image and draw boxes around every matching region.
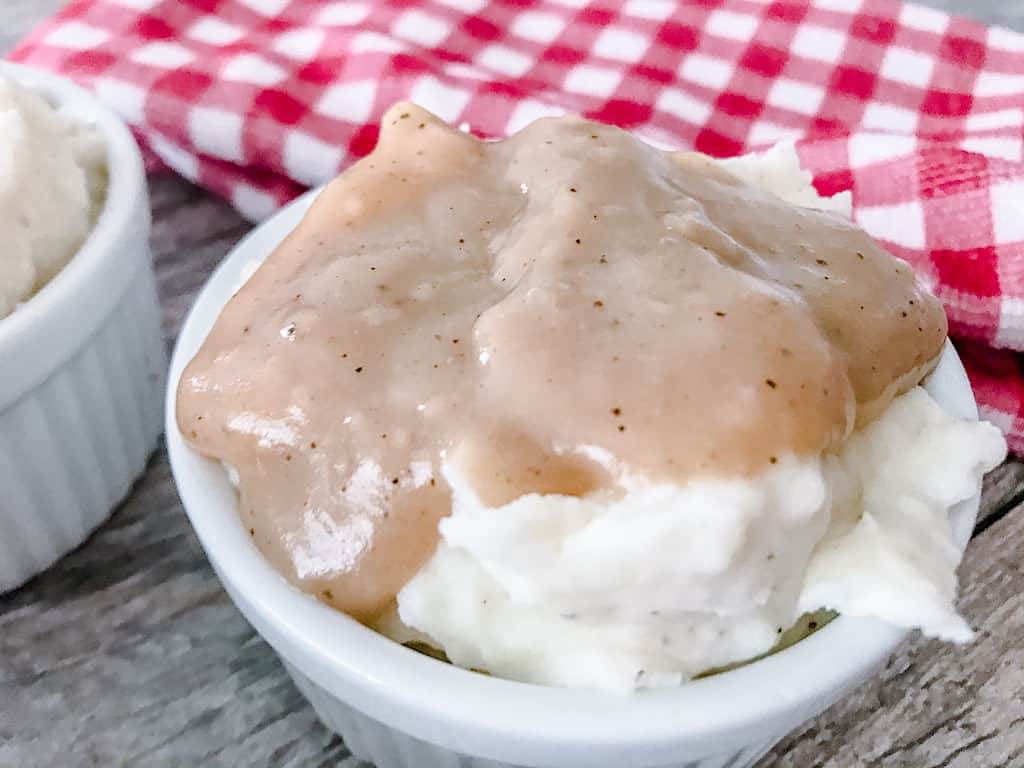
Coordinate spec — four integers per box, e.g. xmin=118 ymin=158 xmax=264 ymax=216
xmin=762 ymin=503 xmax=1024 ymax=768
xmin=2 ymin=1 xmax=1024 ymax=767
xmin=920 ymin=0 xmax=1024 ymax=29
xmin=0 ymin=0 xmax=64 ymax=56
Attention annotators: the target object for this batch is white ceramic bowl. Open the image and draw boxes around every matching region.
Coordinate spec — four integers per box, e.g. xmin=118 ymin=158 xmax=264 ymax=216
xmin=0 ymin=63 xmax=164 ymax=593
xmin=167 ymin=188 xmax=983 ymax=768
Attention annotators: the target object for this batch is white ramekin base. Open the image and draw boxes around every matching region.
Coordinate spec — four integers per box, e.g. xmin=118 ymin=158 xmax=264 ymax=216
xmin=0 ymin=254 xmax=164 ymax=593
xmin=285 ymin=661 xmax=779 ymax=768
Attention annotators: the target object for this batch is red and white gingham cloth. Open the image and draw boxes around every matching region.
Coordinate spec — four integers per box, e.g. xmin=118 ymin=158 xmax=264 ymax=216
xmin=10 ymin=0 xmax=1024 ymax=451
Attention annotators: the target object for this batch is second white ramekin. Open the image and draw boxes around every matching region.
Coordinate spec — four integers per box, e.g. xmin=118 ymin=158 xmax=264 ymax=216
xmin=166 ymin=188 xmax=983 ymax=768
xmin=0 ymin=62 xmax=165 ymax=593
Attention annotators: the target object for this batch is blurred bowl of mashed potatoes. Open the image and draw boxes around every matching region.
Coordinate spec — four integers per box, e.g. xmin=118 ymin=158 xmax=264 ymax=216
xmin=0 ymin=63 xmax=164 ymax=592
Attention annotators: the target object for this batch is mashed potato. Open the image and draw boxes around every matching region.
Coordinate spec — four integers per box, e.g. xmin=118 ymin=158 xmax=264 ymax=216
xmin=395 ymin=386 xmax=1003 ymax=691
xmin=387 ymin=147 xmax=1006 ymax=691
xmin=0 ymin=73 xmax=105 ymax=318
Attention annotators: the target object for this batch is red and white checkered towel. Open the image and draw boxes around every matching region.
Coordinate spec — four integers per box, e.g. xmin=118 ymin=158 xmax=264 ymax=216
xmin=10 ymin=0 xmax=1024 ymax=451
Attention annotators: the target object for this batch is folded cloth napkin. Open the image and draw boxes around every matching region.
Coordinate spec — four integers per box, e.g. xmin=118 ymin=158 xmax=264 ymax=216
xmin=11 ymin=0 xmax=1024 ymax=451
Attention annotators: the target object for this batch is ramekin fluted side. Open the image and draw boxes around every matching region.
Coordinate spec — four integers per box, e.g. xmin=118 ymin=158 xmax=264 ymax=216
xmin=284 ymin=663 xmax=778 ymax=768
xmin=0 ymin=258 xmax=164 ymax=592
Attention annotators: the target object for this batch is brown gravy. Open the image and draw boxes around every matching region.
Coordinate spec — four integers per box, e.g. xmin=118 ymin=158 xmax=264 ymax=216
xmin=177 ymin=103 xmax=946 ymax=621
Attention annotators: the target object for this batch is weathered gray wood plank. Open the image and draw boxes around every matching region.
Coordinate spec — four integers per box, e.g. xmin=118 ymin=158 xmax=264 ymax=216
xmin=763 ymin=500 xmax=1024 ymax=768
xmin=977 ymin=459 xmax=1024 ymax=527
xmin=148 ymin=175 xmax=251 ymax=342
xmin=922 ymin=0 xmax=1024 ymax=29
xmin=0 ymin=454 xmax=351 ymax=768
xmin=0 ymin=0 xmax=65 ymax=56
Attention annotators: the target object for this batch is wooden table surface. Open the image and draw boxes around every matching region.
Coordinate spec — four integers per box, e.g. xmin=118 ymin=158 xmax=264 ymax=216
xmin=3 ymin=2 xmax=1024 ymax=767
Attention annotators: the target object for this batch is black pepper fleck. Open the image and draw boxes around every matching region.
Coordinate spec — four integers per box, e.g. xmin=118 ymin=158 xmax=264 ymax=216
xmin=355 ymin=366 xmax=363 ymax=373
xmin=765 ymin=379 xmax=777 ymax=389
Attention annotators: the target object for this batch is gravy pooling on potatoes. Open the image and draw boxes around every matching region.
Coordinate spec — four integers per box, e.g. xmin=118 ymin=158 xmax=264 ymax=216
xmin=177 ymin=103 xmax=946 ymax=621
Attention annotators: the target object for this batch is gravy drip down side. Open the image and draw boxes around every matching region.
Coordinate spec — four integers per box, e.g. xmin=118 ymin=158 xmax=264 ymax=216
xmin=176 ymin=103 xmax=947 ymax=621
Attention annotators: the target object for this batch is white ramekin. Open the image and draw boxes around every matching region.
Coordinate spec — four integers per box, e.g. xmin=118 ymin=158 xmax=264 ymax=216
xmin=167 ymin=189 xmax=983 ymax=768
xmin=0 ymin=62 xmax=164 ymax=593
